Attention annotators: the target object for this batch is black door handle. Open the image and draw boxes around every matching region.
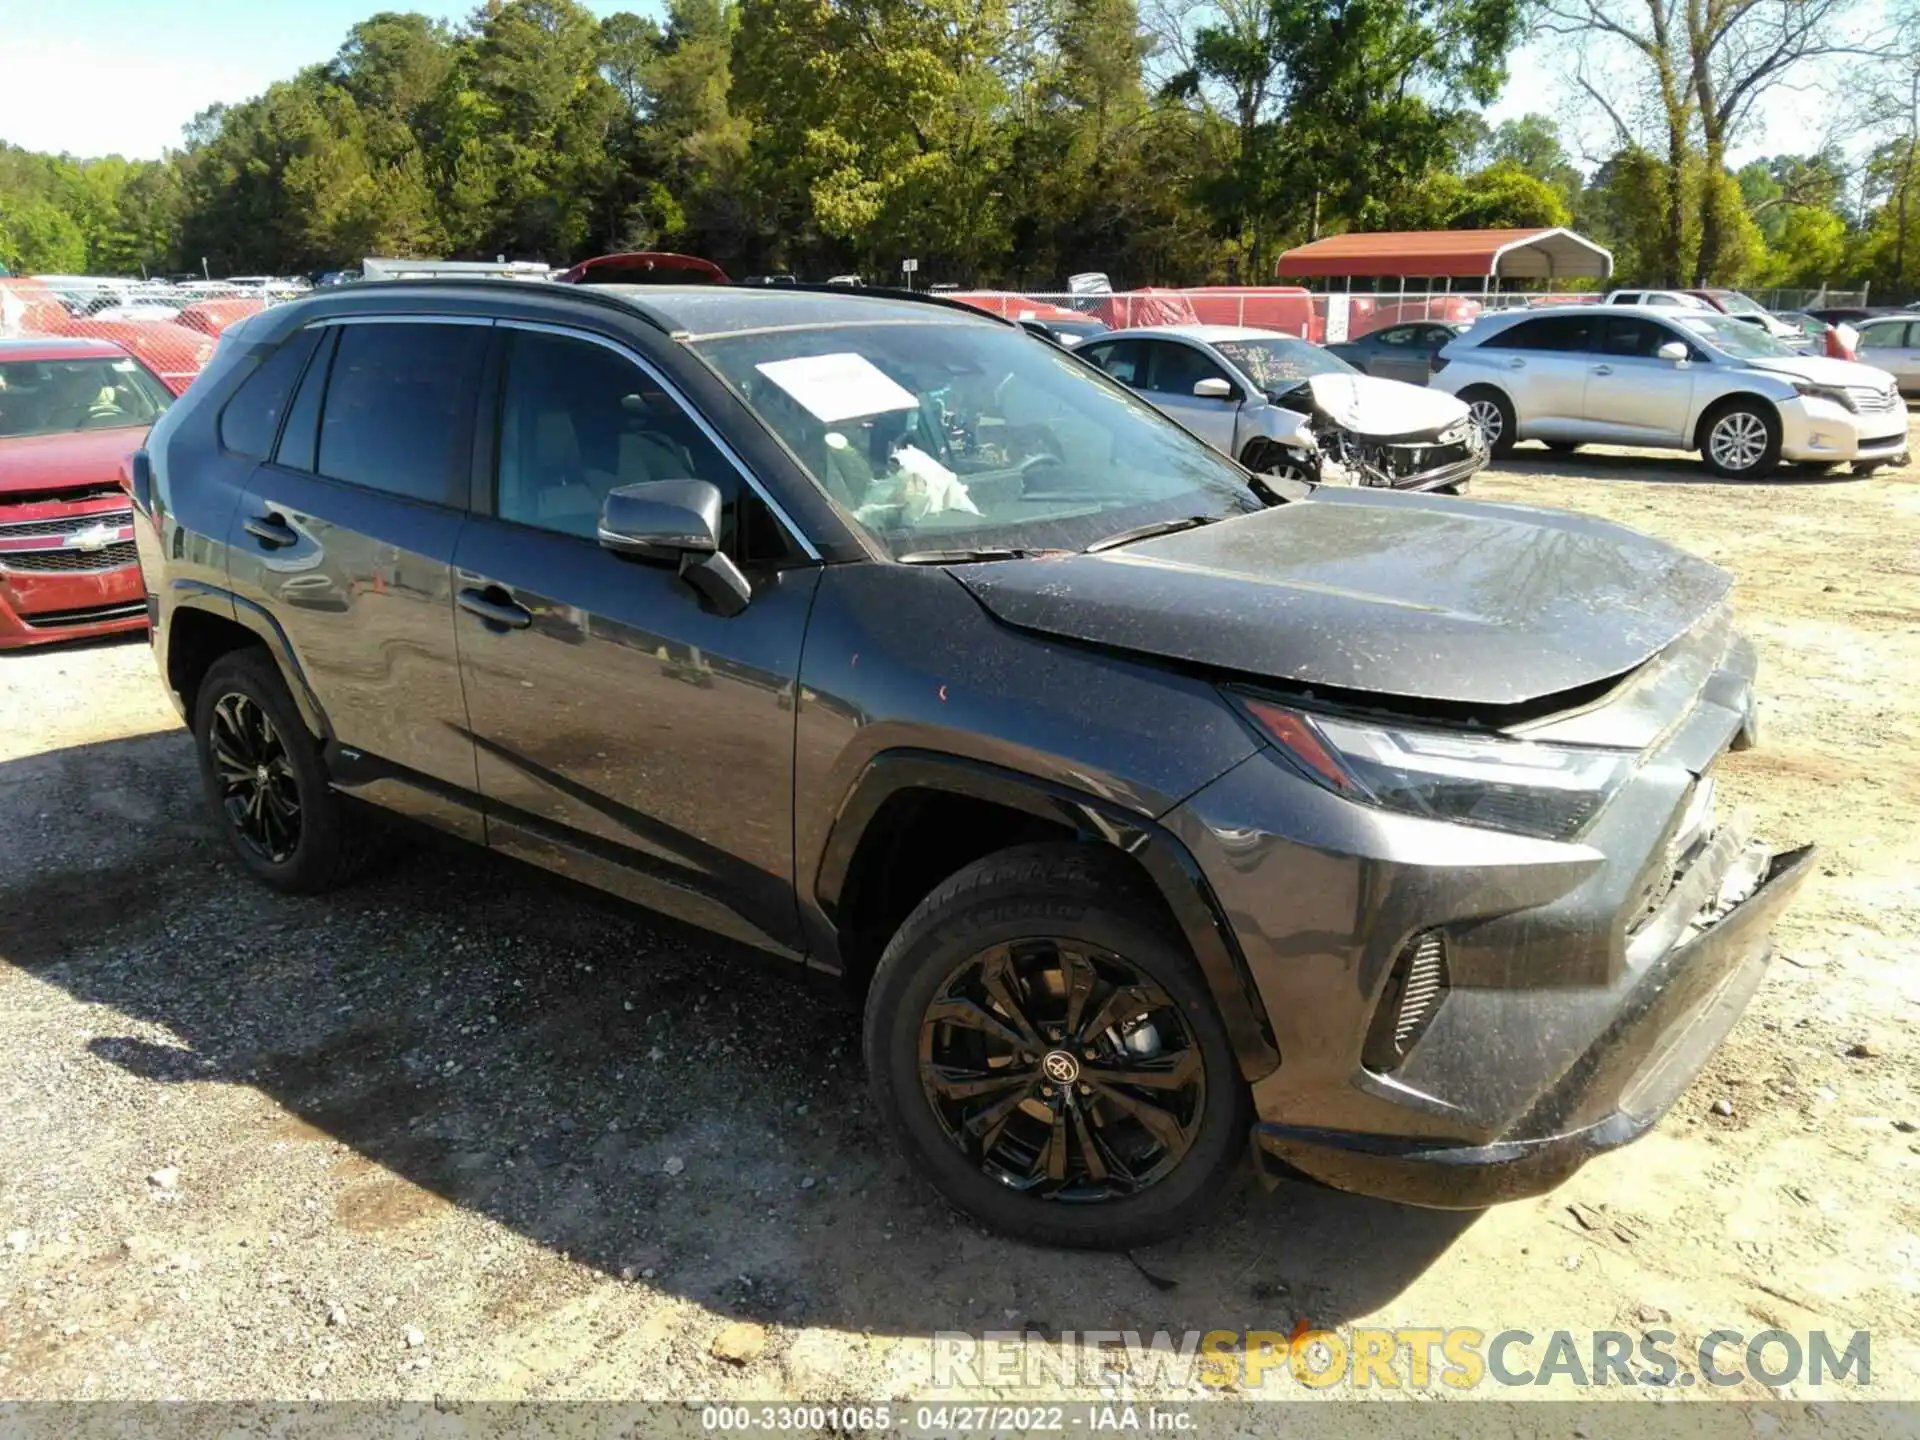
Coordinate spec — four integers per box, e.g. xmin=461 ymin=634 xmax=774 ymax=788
xmin=244 ymin=514 xmax=297 ymax=548
xmin=458 ymin=587 xmax=533 ymax=630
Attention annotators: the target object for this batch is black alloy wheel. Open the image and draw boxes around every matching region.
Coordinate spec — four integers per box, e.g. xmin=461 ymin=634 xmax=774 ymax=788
xmin=918 ymin=939 xmax=1205 ymax=1199
xmin=865 ymin=842 xmax=1246 ymax=1248
xmin=208 ymin=692 xmax=302 ymax=864
xmin=191 ymin=648 xmax=372 ymax=893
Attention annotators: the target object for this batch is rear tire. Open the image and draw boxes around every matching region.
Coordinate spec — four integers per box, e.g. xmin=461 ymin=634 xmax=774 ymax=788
xmin=863 ymin=843 xmax=1247 ymax=1249
xmin=1459 ymin=387 xmax=1517 ymax=457
xmin=1699 ymin=400 xmax=1781 ymax=478
xmin=192 ymin=650 xmax=371 ymax=894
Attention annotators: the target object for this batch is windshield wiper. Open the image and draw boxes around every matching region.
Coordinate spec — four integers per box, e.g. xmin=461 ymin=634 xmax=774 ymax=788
xmin=1085 ymin=515 xmax=1217 ymax=553
xmin=896 ymin=547 xmax=1037 ymax=565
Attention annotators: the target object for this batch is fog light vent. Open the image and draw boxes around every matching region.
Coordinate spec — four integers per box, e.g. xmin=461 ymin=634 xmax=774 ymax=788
xmin=1364 ymin=930 xmax=1449 ymax=1072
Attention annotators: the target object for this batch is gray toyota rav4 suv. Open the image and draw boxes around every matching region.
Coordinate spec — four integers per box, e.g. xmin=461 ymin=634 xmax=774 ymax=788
xmin=129 ymin=282 xmax=1811 ymax=1248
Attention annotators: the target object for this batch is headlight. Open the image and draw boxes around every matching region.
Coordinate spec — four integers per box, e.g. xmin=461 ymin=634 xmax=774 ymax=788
xmin=1233 ymin=695 xmax=1636 ymax=840
xmin=1792 ymin=380 xmax=1856 ymax=413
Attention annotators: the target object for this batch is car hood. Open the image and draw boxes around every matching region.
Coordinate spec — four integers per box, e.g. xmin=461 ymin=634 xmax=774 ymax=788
xmin=1745 ymin=354 xmax=1895 ymax=388
xmin=951 ymin=490 xmax=1732 ymax=708
xmin=1280 ymin=372 xmax=1469 ymax=438
xmin=0 ymin=427 xmax=146 ymax=494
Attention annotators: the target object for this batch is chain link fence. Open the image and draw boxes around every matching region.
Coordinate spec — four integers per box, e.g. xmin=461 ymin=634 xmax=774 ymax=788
xmin=0 ymin=276 xmax=296 ymax=394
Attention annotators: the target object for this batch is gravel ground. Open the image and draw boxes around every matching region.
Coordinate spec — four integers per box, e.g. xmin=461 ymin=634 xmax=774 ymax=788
xmin=2 ymin=423 xmax=1918 ymax=1405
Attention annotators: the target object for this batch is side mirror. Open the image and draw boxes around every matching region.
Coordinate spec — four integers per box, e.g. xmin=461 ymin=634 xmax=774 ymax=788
xmin=1656 ymin=341 xmax=1690 ymax=363
xmin=598 ymin=479 xmax=752 ymax=618
xmin=1192 ymin=376 xmax=1235 ymax=400
xmin=1018 ymin=318 xmax=1062 ymax=345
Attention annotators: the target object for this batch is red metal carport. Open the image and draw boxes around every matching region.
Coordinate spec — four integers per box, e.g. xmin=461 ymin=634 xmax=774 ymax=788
xmin=1276 ymin=228 xmax=1613 ymax=285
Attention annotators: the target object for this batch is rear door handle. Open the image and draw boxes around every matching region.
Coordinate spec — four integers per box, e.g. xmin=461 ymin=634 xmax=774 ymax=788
xmin=458 ymin=587 xmax=533 ymax=630
xmin=1506 ymin=357 xmax=1526 ymax=369
xmin=244 ymin=513 xmax=297 ymax=548
xmin=1591 ymin=364 xmax=1613 ymax=376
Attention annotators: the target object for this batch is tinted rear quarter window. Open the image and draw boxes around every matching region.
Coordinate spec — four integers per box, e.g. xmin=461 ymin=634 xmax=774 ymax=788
xmin=218 ymin=328 xmax=322 ymax=458
xmin=315 ymin=322 xmax=488 ymax=504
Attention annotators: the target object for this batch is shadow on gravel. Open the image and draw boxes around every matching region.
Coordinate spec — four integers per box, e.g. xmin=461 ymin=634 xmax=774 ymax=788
xmin=2 ymin=733 xmax=1472 ymax=1343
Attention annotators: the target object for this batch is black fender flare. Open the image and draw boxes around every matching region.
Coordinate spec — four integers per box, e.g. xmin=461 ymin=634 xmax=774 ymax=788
xmin=168 ymin=580 xmax=333 ymax=741
xmin=811 ymin=751 xmax=1280 ymax=1082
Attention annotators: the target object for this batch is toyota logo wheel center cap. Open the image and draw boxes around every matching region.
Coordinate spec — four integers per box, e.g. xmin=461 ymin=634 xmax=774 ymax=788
xmin=1041 ymin=1050 xmax=1080 ymax=1085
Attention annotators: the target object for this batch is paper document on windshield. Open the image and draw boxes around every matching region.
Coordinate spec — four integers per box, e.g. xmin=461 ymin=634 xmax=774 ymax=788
xmin=755 ymin=353 xmax=919 ymax=423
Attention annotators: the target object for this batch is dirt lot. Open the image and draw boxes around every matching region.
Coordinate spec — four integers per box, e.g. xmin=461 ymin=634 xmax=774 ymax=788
xmin=2 ymin=426 xmax=1918 ymax=1406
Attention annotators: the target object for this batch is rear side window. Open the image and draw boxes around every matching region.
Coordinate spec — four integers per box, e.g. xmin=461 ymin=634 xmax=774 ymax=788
xmin=315 ymin=322 xmax=488 ymax=505
xmin=1080 ymin=340 xmax=1144 ymax=385
xmin=218 ymin=329 xmax=322 ymax=458
xmin=1487 ymin=316 xmax=1597 ymax=352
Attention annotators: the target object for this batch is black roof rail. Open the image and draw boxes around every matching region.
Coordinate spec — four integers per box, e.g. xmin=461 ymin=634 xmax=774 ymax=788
xmin=300 ymin=274 xmax=1014 ymax=335
xmin=321 ymin=275 xmax=680 ymax=334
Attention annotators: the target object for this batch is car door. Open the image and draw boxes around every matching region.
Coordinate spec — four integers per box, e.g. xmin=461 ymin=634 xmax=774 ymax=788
xmin=1856 ymin=320 xmax=1920 ymax=391
xmin=1366 ymin=325 xmax=1427 ymax=384
xmin=1135 ymin=340 xmax=1242 ymax=453
xmin=225 ymin=316 xmax=488 ymax=842
xmin=1580 ymin=315 xmax=1696 ymax=443
xmin=450 ymin=322 xmax=821 ymax=960
xmin=1478 ymin=314 xmax=1599 ymax=439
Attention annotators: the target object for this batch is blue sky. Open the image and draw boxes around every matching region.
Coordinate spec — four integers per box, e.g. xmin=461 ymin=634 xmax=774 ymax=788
xmin=0 ymin=0 xmax=1808 ymax=167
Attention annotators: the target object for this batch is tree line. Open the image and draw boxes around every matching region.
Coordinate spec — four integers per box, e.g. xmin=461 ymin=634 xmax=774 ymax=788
xmin=0 ymin=0 xmax=1916 ymax=295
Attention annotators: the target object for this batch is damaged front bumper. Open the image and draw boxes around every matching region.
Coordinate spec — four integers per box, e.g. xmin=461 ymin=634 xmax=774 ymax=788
xmin=1321 ymin=442 xmax=1486 ymax=494
xmin=1248 ymin=841 xmax=1814 ymax=1208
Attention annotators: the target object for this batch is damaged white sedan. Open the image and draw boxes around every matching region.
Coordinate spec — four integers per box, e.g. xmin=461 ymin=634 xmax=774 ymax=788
xmin=1077 ymin=324 xmax=1487 ymax=493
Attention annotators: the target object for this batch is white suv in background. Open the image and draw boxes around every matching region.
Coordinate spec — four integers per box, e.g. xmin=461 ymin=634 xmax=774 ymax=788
xmin=1433 ymin=305 xmax=1910 ymax=478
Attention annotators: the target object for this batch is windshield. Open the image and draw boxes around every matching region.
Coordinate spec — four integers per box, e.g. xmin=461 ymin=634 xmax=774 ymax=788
xmin=1674 ymin=314 xmax=1798 ymax=359
xmin=1211 ymin=337 xmax=1355 ymax=391
xmin=1713 ymin=292 xmax=1765 ymax=316
xmin=696 ymin=322 xmax=1264 ymax=558
xmin=0 ymin=356 xmax=172 ymax=438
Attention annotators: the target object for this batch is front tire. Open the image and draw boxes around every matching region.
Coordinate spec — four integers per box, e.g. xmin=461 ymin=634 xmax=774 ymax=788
xmin=863 ymin=843 xmax=1247 ymax=1249
xmin=1459 ymin=387 xmax=1517 ymax=457
xmin=1699 ymin=401 xmax=1781 ymax=478
xmin=192 ymin=650 xmax=370 ymax=894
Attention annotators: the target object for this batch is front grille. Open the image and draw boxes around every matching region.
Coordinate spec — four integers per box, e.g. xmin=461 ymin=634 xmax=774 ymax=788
xmin=20 ymin=600 xmax=147 ymax=629
xmin=1363 ymin=931 xmax=1449 ymax=1072
xmin=0 ymin=541 xmax=138 ymax=574
xmin=0 ymin=506 xmax=133 ymax=539
xmin=1847 ymin=384 xmax=1901 ymax=415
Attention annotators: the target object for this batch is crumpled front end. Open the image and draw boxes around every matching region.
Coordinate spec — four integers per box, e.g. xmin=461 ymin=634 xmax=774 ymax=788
xmin=1163 ymin=611 xmax=1812 ymax=1208
xmin=1278 ymin=372 xmax=1488 ymax=493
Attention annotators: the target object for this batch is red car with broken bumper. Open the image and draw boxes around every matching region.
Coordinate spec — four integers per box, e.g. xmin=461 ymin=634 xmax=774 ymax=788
xmin=0 ymin=337 xmax=172 ymax=649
